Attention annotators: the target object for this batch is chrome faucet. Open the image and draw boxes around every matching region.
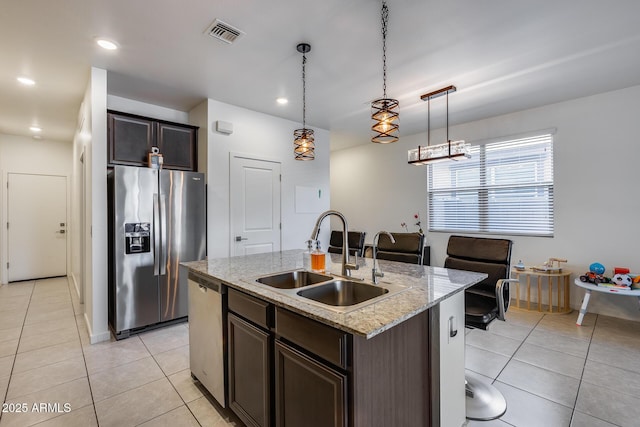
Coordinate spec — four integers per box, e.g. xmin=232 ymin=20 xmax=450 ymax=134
xmin=310 ymin=210 xmax=359 ymax=277
xmin=372 ymin=231 xmax=395 ymax=285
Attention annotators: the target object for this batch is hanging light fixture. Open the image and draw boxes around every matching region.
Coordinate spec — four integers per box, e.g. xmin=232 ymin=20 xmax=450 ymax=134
xmin=294 ymin=43 xmax=315 ymax=161
xmin=371 ymin=1 xmax=399 ymax=144
xmin=408 ymin=85 xmax=471 ymax=165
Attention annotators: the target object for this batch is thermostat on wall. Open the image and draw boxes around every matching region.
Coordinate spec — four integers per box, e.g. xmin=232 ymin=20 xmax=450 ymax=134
xmin=215 ymin=120 xmax=233 ymax=134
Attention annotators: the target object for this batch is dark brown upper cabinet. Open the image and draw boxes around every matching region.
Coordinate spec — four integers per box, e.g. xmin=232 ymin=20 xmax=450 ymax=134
xmin=107 ymin=110 xmax=198 ymax=171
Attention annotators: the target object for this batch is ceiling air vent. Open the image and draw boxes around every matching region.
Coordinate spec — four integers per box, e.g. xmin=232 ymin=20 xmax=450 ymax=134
xmin=206 ymin=19 xmax=244 ymax=44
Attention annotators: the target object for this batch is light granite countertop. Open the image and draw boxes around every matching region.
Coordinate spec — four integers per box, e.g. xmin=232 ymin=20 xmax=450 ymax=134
xmin=182 ymin=249 xmax=486 ymax=339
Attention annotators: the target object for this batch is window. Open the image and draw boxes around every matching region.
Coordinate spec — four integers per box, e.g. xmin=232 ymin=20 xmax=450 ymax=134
xmin=427 ymin=132 xmax=554 ymax=236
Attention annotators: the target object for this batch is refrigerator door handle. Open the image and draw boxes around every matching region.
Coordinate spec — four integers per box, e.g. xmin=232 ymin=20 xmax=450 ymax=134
xmin=153 ymin=193 xmax=160 ymax=276
xmin=159 ymin=195 xmax=168 ymax=275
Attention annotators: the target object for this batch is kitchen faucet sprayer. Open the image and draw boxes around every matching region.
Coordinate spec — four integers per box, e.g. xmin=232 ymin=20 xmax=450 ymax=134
xmin=372 ymin=231 xmax=395 ymax=284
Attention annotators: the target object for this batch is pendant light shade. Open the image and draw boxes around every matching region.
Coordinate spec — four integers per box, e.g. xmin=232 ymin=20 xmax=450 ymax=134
xmin=294 ymin=43 xmax=315 ymax=161
xmin=408 ymin=85 xmax=471 ymax=165
xmin=371 ymin=1 xmax=399 ymax=144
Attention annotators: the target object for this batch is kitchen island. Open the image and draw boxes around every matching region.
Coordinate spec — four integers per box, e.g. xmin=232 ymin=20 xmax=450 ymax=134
xmin=182 ymin=249 xmax=486 ymax=427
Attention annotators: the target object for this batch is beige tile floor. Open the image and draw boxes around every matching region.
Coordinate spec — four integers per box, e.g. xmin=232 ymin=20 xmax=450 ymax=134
xmin=466 ymin=308 xmax=640 ymax=427
xmin=1 ymin=277 xmax=639 ymax=426
xmin=0 ymin=277 xmax=240 ymax=427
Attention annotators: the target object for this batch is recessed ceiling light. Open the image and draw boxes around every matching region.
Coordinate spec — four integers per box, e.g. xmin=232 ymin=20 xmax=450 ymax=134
xmin=276 ymin=97 xmax=288 ymax=105
xmin=17 ymin=76 xmax=36 ymax=86
xmin=29 ymin=126 xmax=42 ymax=133
xmin=96 ymin=38 xmax=118 ymax=50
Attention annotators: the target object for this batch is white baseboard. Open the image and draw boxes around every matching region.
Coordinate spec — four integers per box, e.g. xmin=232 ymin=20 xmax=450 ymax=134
xmin=84 ymin=312 xmax=111 ymax=344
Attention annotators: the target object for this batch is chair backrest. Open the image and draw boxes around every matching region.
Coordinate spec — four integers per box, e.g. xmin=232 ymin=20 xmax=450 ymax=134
xmin=375 ymin=232 xmax=425 ymax=265
xmin=444 ymin=235 xmax=513 ymax=328
xmin=327 ymin=230 xmax=366 ymax=257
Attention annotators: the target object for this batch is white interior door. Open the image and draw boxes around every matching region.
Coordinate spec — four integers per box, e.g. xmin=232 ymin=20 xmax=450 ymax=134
xmin=8 ymin=173 xmax=67 ymax=281
xmin=230 ymin=155 xmax=281 ymax=256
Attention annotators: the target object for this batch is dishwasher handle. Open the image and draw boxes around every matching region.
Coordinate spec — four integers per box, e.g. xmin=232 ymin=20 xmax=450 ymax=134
xmin=188 ymin=272 xmax=223 ymax=293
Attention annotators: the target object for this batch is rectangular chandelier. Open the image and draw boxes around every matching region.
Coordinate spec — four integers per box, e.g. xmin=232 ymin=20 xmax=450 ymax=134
xmin=407 ymin=140 xmax=471 ymax=165
xmin=408 ymin=85 xmax=471 ymax=165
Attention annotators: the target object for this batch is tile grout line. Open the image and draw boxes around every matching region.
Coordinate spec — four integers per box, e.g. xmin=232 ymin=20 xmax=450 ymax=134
xmin=138 ymin=324 xmax=224 ymax=426
xmin=64 ymin=276 xmax=102 ymax=427
xmin=567 ymin=313 xmax=597 ymax=426
xmin=568 ymin=314 xmax=624 ymax=427
xmin=484 ymin=314 xmax=587 ymax=426
xmin=15 ymin=277 xmax=102 ymax=426
xmin=490 ymin=314 xmax=545 ymax=384
xmin=491 ymin=313 xmax=623 ymax=427
xmin=140 ymin=331 xmax=199 ymax=426
xmin=0 ymin=280 xmax=35 ymax=424
xmin=3 ymin=278 xmax=97 ymax=426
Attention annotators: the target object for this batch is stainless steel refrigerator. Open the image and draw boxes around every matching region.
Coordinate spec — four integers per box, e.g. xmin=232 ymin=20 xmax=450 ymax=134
xmin=108 ymin=165 xmax=206 ymax=339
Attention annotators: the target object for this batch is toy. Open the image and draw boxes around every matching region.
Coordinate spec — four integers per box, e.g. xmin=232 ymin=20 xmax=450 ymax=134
xmin=580 ymin=262 xmax=609 ymax=284
xmin=589 ymin=262 xmax=606 ymax=275
xmin=532 ymin=257 xmax=567 ymax=273
xmin=580 ymin=271 xmax=608 ymax=284
xmin=611 ymin=273 xmax=632 ymax=288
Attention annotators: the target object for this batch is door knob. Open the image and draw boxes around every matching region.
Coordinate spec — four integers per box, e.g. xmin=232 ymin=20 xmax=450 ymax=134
xmin=235 ymin=236 xmax=248 ymax=242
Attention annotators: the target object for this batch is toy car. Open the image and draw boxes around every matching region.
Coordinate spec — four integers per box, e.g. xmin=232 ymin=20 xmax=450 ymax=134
xmin=580 ymin=272 xmax=609 ymax=284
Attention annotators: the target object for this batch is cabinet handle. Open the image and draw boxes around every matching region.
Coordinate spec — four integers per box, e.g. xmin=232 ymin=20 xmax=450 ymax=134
xmin=448 ymin=315 xmax=458 ymax=339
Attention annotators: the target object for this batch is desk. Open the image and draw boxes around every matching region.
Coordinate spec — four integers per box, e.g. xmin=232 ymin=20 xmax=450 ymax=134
xmin=575 ymin=278 xmax=640 ymax=325
xmin=511 ymin=268 xmax=572 ymax=314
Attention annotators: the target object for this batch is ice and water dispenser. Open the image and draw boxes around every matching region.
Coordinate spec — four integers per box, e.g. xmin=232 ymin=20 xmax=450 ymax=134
xmin=124 ymin=223 xmax=151 ymax=254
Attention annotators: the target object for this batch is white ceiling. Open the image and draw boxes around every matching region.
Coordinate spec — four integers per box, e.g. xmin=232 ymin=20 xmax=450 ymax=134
xmin=2 ymin=0 xmax=640 ymax=150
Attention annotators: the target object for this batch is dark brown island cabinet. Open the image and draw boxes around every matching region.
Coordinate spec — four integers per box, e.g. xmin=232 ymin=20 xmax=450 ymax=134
xmin=225 ymin=287 xmax=458 ymax=427
xmin=107 ymin=110 xmax=198 ymax=171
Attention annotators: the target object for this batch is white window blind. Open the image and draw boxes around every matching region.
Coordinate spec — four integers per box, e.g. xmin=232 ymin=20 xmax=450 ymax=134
xmin=428 ymin=132 xmax=554 ymax=236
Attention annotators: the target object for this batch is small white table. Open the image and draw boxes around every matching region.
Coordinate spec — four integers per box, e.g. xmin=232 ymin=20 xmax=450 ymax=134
xmin=575 ymin=278 xmax=640 ymax=325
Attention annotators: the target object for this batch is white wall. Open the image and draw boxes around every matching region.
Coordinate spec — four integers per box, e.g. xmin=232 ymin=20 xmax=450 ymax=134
xmin=0 ymin=134 xmax=73 ymax=285
xmin=74 ymin=93 xmax=328 ymax=340
xmin=190 ymin=99 xmax=331 ymax=259
xmin=107 ymin=95 xmax=190 ymax=124
xmin=331 ymin=85 xmax=640 ymax=320
xmin=70 ymin=67 xmax=111 ymax=343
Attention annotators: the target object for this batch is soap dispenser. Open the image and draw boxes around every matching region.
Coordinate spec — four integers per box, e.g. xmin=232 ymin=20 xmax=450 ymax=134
xmin=311 ymin=240 xmax=326 ymax=273
xmin=303 ymin=239 xmax=313 ymax=270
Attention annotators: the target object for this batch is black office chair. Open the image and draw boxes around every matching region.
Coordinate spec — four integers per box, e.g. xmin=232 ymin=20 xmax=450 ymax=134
xmin=327 ymin=230 xmax=366 ymax=257
xmin=444 ymin=235 xmax=518 ymax=421
xmin=375 ymin=232 xmax=424 ymax=265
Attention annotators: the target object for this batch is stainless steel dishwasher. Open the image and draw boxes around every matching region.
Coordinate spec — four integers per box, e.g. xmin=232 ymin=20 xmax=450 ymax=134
xmin=187 ymin=269 xmax=226 ymax=407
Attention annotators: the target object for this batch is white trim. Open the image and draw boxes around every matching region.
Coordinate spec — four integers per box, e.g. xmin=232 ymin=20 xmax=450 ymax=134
xmin=85 ymin=312 xmax=111 ymax=344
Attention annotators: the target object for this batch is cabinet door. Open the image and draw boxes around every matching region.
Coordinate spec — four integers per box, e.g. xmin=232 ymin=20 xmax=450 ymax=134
xmin=275 ymin=340 xmax=347 ymax=427
xmin=108 ymin=113 xmax=154 ymax=166
xmin=157 ymin=122 xmax=197 ymax=171
xmin=228 ymin=313 xmax=271 ymax=427
xmin=430 ymin=290 xmax=465 ymax=426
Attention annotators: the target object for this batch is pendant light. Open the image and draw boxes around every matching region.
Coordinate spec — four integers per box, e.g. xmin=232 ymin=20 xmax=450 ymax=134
xmin=407 ymin=85 xmax=471 ymax=165
xmin=294 ymin=43 xmax=315 ymax=161
xmin=371 ymin=1 xmax=399 ymax=144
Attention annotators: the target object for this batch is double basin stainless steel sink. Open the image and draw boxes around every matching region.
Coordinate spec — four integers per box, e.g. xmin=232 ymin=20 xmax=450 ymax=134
xmin=254 ymin=270 xmax=407 ymax=312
